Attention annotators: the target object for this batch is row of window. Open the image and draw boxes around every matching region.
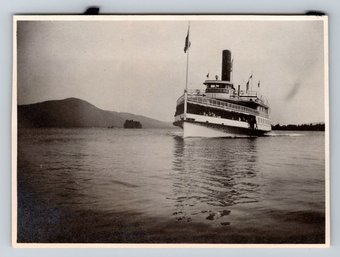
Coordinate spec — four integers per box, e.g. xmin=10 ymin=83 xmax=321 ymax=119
xmin=175 ymin=103 xmax=256 ymax=124
xmin=188 ymin=96 xmax=257 ymax=115
xmin=258 ymin=117 xmax=270 ymax=125
xmin=205 ymin=88 xmax=230 ymax=94
xmin=258 ymin=106 xmax=269 ymax=114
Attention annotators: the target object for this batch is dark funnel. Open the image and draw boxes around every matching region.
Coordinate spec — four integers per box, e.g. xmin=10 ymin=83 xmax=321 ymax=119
xmin=221 ymin=50 xmax=232 ymax=82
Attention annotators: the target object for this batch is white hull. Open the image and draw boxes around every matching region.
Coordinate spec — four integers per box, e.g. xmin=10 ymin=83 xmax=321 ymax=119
xmin=183 ymin=122 xmax=250 ymax=138
xmin=175 ymin=113 xmax=271 ymax=138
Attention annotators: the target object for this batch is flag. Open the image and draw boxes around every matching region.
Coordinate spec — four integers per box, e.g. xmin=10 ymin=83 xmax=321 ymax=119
xmin=184 ymin=27 xmax=191 ymax=53
xmin=206 ymin=73 xmax=209 ymax=79
xmin=246 ymin=80 xmax=249 ymax=91
xmin=258 ymin=80 xmax=260 ymax=88
xmin=249 ymin=74 xmax=253 ymax=80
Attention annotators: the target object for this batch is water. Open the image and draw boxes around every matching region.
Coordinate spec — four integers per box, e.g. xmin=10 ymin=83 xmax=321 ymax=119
xmin=17 ymin=128 xmax=326 ymax=243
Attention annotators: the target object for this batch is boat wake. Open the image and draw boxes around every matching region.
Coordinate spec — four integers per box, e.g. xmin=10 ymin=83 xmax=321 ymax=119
xmin=167 ymin=131 xmax=184 ymax=139
xmin=265 ymin=133 xmax=304 ymax=137
xmin=168 ymin=131 xmax=305 ymax=139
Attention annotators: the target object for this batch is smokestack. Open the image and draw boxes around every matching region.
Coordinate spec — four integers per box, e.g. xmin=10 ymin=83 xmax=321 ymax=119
xmin=221 ymin=50 xmax=232 ymax=82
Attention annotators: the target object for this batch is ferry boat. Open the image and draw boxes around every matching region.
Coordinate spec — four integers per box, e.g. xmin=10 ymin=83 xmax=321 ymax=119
xmin=173 ymin=49 xmax=272 ymax=138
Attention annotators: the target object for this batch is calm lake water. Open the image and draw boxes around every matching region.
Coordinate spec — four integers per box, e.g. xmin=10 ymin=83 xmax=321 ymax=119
xmin=17 ymin=128 xmax=326 ymax=243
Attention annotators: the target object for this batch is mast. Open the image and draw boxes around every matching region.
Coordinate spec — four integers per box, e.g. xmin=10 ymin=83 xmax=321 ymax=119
xmin=183 ymin=22 xmax=191 ymax=120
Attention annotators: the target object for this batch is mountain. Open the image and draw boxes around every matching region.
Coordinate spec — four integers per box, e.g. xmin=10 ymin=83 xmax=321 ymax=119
xmin=17 ymin=98 xmax=173 ymax=129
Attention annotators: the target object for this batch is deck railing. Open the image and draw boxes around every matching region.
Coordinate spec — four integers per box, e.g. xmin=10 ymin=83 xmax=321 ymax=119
xmin=176 ymin=95 xmax=185 ymax=105
xmin=239 ymin=90 xmax=258 ymax=97
xmin=187 ymin=95 xmax=259 ymax=116
xmin=175 ymin=91 xmax=271 ymax=118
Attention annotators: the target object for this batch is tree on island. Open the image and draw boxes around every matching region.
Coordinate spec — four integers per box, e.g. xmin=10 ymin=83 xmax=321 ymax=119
xmin=123 ymin=120 xmax=142 ymax=129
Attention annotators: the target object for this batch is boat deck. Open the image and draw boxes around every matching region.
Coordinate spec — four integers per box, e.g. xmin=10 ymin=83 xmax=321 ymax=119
xmin=177 ymin=93 xmax=267 ymax=117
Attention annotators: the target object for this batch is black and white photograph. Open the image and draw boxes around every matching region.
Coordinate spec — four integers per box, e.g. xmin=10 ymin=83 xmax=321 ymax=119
xmin=13 ymin=15 xmax=329 ymax=246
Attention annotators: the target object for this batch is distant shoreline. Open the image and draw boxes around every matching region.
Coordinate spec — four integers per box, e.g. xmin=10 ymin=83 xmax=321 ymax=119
xmin=272 ymin=123 xmax=325 ymax=131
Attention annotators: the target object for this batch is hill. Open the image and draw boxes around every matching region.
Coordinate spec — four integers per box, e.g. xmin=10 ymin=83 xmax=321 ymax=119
xmin=17 ymin=98 xmax=173 ymax=129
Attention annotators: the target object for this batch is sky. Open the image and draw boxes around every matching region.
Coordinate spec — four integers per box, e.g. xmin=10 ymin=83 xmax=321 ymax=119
xmin=17 ymin=18 xmax=326 ymax=124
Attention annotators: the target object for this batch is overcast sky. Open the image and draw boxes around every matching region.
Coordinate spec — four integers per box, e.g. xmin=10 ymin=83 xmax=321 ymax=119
xmin=17 ymin=18 xmax=326 ymax=124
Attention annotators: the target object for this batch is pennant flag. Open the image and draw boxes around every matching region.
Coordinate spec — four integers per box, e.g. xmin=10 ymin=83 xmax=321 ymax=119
xmin=184 ymin=27 xmax=191 ymax=53
xmin=249 ymin=74 xmax=253 ymax=80
xmin=258 ymin=80 xmax=261 ymax=88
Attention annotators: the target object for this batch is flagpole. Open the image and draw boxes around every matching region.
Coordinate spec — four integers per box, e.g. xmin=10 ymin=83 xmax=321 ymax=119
xmin=186 ymin=45 xmax=190 ymax=89
xmin=184 ymin=22 xmax=190 ymax=120
xmin=184 ymin=50 xmax=189 ymax=120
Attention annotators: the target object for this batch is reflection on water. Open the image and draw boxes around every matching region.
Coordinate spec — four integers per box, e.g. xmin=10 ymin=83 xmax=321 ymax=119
xmin=170 ymin=136 xmax=260 ymax=223
xmin=17 ymin=128 xmax=326 ymax=243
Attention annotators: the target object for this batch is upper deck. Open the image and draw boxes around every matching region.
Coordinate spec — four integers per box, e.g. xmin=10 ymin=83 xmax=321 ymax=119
xmin=177 ymin=93 xmax=263 ymax=117
xmin=202 ymin=79 xmax=269 ymax=108
xmin=180 ymin=77 xmax=271 ymax=119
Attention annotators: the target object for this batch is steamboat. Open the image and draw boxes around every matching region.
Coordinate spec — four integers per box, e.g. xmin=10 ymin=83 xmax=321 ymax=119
xmin=173 ymin=49 xmax=271 ymax=138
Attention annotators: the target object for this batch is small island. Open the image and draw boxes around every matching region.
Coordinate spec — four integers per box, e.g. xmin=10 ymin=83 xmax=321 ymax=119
xmin=123 ymin=120 xmax=142 ymax=129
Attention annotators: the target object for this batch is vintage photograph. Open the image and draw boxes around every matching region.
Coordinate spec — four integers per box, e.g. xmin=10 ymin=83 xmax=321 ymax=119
xmin=13 ymin=15 xmax=329 ymax=246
